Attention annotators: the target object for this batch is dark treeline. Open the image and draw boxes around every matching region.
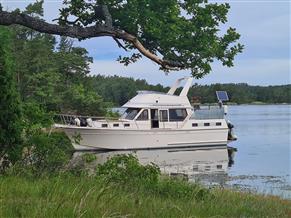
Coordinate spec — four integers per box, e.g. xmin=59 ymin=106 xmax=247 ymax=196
xmin=85 ymin=75 xmax=291 ymax=106
xmin=190 ymin=83 xmax=291 ymax=104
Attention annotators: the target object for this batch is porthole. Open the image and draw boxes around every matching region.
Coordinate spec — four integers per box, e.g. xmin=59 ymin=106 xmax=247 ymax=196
xmin=113 ymin=123 xmax=119 ymax=127
xmin=216 ymin=122 xmax=222 ymax=126
xmin=192 ymin=123 xmax=198 ymax=127
xmin=204 ymin=123 xmax=210 ymax=126
xmin=101 ymin=124 xmax=108 ymax=128
xmin=124 ymin=123 xmax=130 ymax=127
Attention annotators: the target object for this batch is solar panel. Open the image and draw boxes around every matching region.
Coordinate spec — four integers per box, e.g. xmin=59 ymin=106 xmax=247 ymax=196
xmin=216 ymin=91 xmax=229 ymax=102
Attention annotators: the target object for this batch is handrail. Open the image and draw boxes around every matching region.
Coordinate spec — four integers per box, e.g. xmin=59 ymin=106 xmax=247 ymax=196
xmin=55 ymin=114 xmax=120 ymax=120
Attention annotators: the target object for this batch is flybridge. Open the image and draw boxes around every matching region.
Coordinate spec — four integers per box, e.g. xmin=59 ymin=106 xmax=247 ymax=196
xmin=137 ymin=77 xmax=194 ymax=96
xmin=122 ymin=77 xmax=194 ymax=109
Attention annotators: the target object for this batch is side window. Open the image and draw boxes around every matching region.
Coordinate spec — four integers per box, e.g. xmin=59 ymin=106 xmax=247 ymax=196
xmin=137 ymin=109 xmax=149 ymax=120
xmin=159 ymin=110 xmax=168 ymax=122
xmin=124 ymin=108 xmax=141 ymax=120
xmin=169 ymin=109 xmax=187 ymax=122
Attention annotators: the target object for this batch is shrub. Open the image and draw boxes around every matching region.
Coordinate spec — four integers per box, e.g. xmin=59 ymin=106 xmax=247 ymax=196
xmin=95 ymin=154 xmax=211 ymax=200
xmin=24 ymin=132 xmax=73 ymax=174
xmin=96 ymin=154 xmax=160 ymax=185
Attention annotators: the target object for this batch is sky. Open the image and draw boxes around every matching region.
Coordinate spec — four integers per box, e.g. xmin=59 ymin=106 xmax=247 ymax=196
xmin=1 ymin=0 xmax=290 ymax=86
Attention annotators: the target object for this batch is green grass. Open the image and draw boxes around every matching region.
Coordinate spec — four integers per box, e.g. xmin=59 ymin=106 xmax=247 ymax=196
xmin=1 ymin=175 xmax=291 ymax=218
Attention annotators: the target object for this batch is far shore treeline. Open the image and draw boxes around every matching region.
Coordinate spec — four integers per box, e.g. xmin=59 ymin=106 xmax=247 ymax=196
xmin=87 ymin=75 xmax=291 ymax=106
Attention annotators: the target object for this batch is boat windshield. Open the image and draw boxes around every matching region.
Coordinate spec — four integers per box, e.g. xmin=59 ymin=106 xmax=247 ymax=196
xmin=122 ymin=108 xmax=141 ymax=120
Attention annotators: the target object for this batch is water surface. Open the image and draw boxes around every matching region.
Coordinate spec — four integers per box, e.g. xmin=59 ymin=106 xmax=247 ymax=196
xmin=73 ymin=105 xmax=291 ymax=199
xmin=227 ymin=105 xmax=290 ymax=198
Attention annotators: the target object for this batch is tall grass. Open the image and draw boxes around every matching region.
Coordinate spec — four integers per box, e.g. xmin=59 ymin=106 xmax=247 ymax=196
xmin=1 ymin=176 xmax=291 ymax=217
xmin=1 ymin=154 xmax=291 ymax=217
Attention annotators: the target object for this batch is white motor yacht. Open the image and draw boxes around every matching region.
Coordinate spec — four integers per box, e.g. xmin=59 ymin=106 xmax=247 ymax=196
xmin=54 ymin=77 xmax=236 ymax=151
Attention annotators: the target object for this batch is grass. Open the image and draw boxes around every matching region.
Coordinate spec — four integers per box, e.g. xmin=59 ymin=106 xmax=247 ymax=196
xmin=1 ymin=174 xmax=291 ymax=218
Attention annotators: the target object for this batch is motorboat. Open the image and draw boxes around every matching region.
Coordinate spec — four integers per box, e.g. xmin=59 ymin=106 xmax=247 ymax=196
xmin=54 ymin=77 xmax=236 ymax=151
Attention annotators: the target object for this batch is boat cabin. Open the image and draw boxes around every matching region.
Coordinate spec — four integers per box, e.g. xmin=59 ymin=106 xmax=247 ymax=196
xmin=58 ymin=77 xmax=227 ymax=130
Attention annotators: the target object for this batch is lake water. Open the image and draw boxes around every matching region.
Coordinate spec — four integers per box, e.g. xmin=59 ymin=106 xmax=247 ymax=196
xmin=227 ymin=105 xmax=290 ymax=199
xmin=73 ymin=105 xmax=291 ymax=199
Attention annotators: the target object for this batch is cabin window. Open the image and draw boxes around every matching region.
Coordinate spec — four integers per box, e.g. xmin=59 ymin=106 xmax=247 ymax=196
xmin=124 ymin=123 xmax=130 ymax=127
xmin=101 ymin=124 xmax=108 ymax=128
xmin=159 ymin=110 xmax=168 ymax=122
xmin=192 ymin=123 xmax=198 ymax=127
xmin=169 ymin=109 xmax=187 ymax=122
xmin=113 ymin=123 xmax=119 ymax=127
xmin=216 ymin=122 xmax=222 ymax=126
xmin=123 ymin=108 xmax=141 ymax=120
xmin=136 ymin=109 xmax=149 ymax=120
xmin=204 ymin=123 xmax=210 ymax=126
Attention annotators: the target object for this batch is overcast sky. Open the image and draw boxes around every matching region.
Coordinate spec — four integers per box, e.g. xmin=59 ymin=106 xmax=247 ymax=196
xmin=1 ymin=0 xmax=290 ymax=86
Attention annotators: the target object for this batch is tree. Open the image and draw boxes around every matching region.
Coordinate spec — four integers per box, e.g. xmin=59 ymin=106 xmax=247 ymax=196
xmin=0 ymin=0 xmax=243 ymax=78
xmin=6 ymin=2 xmax=103 ymax=115
xmin=0 ymin=27 xmax=23 ymax=163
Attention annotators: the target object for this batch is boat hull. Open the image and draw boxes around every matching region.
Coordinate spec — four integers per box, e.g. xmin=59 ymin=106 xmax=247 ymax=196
xmin=56 ymin=125 xmax=229 ymax=151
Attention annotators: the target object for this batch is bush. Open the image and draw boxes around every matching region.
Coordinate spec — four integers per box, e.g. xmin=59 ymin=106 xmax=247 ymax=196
xmin=96 ymin=154 xmax=160 ymax=185
xmin=95 ymin=154 xmax=212 ymax=200
xmin=23 ymin=132 xmax=73 ymax=174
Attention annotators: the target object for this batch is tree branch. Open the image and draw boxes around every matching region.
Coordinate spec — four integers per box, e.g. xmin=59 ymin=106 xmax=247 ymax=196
xmin=0 ymin=10 xmax=184 ymax=70
xmin=113 ymin=37 xmax=127 ymax=51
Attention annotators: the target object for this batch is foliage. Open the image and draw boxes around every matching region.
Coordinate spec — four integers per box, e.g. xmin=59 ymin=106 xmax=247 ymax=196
xmin=13 ymin=132 xmax=73 ymax=175
xmin=0 ymin=27 xmax=23 ymax=163
xmin=26 ymin=132 xmax=72 ymax=173
xmin=96 ymin=154 xmax=160 ymax=186
xmin=58 ymin=0 xmax=243 ymax=77
xmin=84 ymin=75 xmax=291 ymax=106
xmin=86 ymin=75 xmax=167 ymax=105
xmin=0 ymin=0 xmax=243 ymax=77
xmin=95 ymin=154 xmax=211 ymax=200
xmin=190 ymin=83 xmax=291 ymax=104
xmin=61 ymin=84 xmax=107 ymax=116
xmin=82 ymin=153 xmax=97 ymax=163
xmin=56 ymin=36 xmax=93 ymax=79
xmin=8 ymin=2 xmax=105 ymax=116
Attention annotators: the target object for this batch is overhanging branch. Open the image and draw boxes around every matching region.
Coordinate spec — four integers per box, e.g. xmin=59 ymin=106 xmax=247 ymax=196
xmin=0 ymin=10 xmax=184 ymax=70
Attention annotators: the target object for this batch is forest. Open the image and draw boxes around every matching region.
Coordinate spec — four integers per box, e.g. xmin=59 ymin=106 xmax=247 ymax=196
xmin=87 ymin=75 xmax=291 ymax=106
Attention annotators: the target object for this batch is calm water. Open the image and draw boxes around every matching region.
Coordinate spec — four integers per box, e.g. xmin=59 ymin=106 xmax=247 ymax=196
xmin=227 ymin=105 xmax=291 ymax=198
xmin=73 ymin=105 xmax=291 ymax=199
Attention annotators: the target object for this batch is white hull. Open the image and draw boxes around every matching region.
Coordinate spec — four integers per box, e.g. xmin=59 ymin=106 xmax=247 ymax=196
xmin=57 ymin=125 xmax=229 ymax=150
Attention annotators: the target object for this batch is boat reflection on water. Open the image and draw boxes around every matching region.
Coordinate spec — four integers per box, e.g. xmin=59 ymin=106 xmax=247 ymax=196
xmin=73 ymin=147 xmax=234 ymax=186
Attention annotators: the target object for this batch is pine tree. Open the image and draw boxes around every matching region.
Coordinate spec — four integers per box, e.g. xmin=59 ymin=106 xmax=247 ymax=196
xmin=0 ymin=27 xmax=23 ymax=163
